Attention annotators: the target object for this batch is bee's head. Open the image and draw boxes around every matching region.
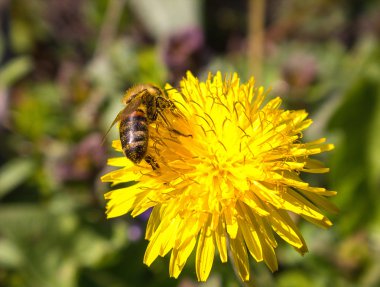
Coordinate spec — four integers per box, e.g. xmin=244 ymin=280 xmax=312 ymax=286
xmin=122 ymin=84 xmax=165 ymax=105
xmin=146 ymin=85 xmax=165 ymax=98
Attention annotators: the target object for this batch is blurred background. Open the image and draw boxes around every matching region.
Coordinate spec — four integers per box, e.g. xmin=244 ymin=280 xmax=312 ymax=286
xmin=1 ymin=0 xmax=380 ymax=286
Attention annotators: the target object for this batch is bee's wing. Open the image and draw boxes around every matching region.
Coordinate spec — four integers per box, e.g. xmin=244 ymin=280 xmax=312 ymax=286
xmin=101 ymin=92 xmax=145 ymax=145
xmin=101 ymin=110 xmax=123 ymax=145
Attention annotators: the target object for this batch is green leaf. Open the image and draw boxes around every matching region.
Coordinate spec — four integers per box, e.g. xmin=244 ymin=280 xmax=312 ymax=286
xmin=277 ymin=271 xmax=315 ymax=287
xmin=367 ymin=76 xmax=380 ymax=192
xmin=0 ymin=57 xmax=32 ymax=87
xmin=328 ymin=48 xmax=380 ymax=233
xmin=0 ymin=158 xmax=35 ymax=199
xmin=0 ymin=238 xmax=24 ymax=267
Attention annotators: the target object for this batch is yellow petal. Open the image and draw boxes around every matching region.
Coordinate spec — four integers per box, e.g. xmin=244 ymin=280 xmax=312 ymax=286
xmin=196 ymin=226 xmax=215 ymax=281
xmin=144 ymin=216 xmax=179 ymax=266
xmin=145 ymin=206 xmax=160 ymax=240
xmin=238 ymin=203 xmax=263 ymax=262
xmin=105 ymin=186 xmax=145 ymax=218
xmin=301 ymin=190 xmax=339 ymax=214
xmin=169 ymin=237 xmax=197 ymax=278
xmin=214 ymin=219 xmax=228 ymax=262
xmin=101 ymin=168 xmax=142 ymax=183
xmin=224 ymin=205 xmax=238 ymax=239
xmin=267 ymin=205 xmax=304 ymax=249
xmin=230 ymin=231 xmax=250 ymax=281
xmin=175 ymin=215 xmax=204 ymax=250
xmin=107 ymin=157 xmax=134 ymax=167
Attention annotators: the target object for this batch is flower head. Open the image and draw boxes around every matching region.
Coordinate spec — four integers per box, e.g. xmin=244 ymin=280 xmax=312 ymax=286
xmin=101 ymin=71 xmax=337 ymax=281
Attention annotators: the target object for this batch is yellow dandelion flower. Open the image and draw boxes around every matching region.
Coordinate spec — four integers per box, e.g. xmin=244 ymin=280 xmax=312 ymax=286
xmin=101 ymin=71 xmax=337 ymax=282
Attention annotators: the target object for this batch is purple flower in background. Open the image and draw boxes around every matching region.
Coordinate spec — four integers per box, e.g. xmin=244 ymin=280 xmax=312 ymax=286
xmin=162 ymin=27 xmax=208 ymax=82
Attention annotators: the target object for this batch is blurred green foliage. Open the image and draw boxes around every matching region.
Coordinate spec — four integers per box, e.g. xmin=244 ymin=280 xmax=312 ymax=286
xmin=1 ymin=0 xmax=380 ymax=286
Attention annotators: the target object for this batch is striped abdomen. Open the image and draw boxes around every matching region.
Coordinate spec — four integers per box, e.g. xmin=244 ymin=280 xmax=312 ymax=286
xmin=119 ymin=110 xmax=149 ymax=164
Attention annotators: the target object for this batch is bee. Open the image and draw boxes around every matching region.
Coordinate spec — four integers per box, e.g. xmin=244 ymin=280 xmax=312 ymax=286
xmin=105 ymin=84 xmax=187 ymax=170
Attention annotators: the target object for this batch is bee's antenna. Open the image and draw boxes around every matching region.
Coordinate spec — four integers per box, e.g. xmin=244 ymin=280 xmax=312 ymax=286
xmin=164 ymin=87 xmax=177 ymax=92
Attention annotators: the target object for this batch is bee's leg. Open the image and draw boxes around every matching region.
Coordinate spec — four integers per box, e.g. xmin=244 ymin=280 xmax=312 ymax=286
xmin=156 ymin=97 xmax=174 ymax=110
xmin=146 ymin=97 xmax=158 ymax=122
xmin=156 ymin=110 xmax=193 ymax=138
xmin=156 ymin=97 xmax=193 ymax=138
xmin=145 ymin=154 xmax=159 ymax=170
xmin=167 ymin=127 xmax=193 ymax=138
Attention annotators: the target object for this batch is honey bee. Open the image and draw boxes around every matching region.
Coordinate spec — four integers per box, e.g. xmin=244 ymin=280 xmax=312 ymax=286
xmin=105 ymin=84 xmax=187 ymax=170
